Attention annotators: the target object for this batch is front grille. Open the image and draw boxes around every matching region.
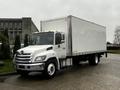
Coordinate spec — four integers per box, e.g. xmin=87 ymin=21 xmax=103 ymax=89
xmin=15 ymin=53 xmax=31 ymax=64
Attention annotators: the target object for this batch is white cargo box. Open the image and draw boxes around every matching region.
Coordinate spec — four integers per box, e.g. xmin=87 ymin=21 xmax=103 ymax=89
xmin=41 ymin=15 xmax=106 ymax=56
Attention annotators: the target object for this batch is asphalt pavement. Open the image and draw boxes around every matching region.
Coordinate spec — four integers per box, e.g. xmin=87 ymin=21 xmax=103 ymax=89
xmin=0 ymin=54 xmax=120 ymax=90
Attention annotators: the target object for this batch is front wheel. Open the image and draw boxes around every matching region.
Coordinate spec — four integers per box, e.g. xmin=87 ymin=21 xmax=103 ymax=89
xmin=43 ymin=61 xmax=56 ymax=78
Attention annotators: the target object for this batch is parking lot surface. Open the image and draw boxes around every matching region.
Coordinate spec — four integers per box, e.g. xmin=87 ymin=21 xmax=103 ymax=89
xmin=0 ymin=54 xmax=120 ymax=90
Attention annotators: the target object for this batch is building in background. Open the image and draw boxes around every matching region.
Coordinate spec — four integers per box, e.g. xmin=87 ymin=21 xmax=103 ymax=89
xmin=0 ymin=17 xmax=39 ymax=44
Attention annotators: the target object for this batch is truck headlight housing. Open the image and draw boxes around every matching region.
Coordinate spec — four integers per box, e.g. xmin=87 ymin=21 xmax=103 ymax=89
xmin=35 ymin=55 xmax=46 ymax=62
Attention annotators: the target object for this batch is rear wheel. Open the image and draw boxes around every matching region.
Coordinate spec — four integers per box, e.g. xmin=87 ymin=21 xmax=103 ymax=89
xmin=89 ymin=55 xmax=100 ymax=65
xmin=72 ymin=57 xmax=80 ymax=66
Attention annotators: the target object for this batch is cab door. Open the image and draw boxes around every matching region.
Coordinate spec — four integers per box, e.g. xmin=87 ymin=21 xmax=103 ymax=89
xmin=54 ymin=32 xmax=66 ymax=59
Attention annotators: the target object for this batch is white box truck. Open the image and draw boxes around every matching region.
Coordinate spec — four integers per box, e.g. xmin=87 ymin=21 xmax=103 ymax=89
xmin=13 ymin=15 xmax=107 ymax=78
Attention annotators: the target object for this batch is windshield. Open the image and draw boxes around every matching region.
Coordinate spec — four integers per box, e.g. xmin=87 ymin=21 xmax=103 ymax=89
xmin=30 ymin=32 xmax=54 ymax=45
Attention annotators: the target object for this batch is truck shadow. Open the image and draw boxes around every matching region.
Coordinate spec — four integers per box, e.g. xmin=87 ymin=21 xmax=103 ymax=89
xmin=17 ymin=62 xmax=103 ymax=81
xmin=4 ymin=62 xmax=106 ymax=88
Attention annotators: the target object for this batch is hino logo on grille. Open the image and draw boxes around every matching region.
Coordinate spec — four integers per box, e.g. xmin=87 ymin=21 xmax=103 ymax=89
xmin=21 ymin=50 xmax=24 ymax=54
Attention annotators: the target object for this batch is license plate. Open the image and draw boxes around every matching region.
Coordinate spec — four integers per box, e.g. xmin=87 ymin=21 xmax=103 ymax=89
xmin=19 ymin=65 xmax=25 ymax=69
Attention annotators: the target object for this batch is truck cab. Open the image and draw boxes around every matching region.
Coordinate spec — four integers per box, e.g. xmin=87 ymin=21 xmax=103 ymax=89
xmin=14 ymin=31 xmax=66 ymax=78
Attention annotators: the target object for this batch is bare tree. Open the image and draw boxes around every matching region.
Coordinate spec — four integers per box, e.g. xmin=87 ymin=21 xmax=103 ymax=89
xmin=114 ymin=26 xmax=120 ymax=45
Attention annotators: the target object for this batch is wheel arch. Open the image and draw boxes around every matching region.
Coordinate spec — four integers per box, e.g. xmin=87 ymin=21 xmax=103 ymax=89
xmin=46 ymin=57 xmax=60 ymax=71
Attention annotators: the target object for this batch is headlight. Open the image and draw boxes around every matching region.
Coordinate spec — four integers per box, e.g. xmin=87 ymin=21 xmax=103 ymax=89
xmin=35 ymin=55 xmax=46 ymax=62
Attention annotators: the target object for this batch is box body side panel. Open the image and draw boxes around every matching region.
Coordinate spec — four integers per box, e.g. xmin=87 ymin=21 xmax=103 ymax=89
xmin=71 ymin=16 xmax=106 ymax=55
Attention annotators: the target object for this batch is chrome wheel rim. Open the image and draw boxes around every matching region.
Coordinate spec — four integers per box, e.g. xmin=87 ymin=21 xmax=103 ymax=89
xmin=95 ymin=56 xmax=98 ymax=64
xmin=47 ymin=63 xmax=55 ymax=76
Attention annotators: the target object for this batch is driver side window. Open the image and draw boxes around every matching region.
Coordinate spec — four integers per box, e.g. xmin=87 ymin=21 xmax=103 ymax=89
xmin=55 ymin=33 xmax=62 ymax=45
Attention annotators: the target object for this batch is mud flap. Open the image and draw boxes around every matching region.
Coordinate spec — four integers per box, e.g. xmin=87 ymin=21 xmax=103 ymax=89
xmin=105 ymin=52 xmax=107 ymax=58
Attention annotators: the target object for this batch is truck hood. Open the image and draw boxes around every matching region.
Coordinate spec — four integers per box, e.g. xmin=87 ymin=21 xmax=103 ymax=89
xmin=17 ymin=45 xmax=53 ymax=54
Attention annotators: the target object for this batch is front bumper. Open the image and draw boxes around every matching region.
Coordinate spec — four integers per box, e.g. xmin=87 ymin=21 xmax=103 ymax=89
xmin=15 ymin=63 xmax=45 ymax=71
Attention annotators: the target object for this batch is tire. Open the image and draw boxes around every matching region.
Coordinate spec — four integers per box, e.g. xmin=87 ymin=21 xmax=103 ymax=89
xmin=89 ymin=55 xmax=100 ymax=65
xmin=72 ymin=57 xmax=80 ymax=66
xmin=17 ymin=70 xmax=29 ymax=77
xmin=43 ymin=60 xmax=56 ymax=78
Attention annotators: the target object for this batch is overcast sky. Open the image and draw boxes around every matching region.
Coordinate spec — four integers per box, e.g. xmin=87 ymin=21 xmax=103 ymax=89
xmin=0 ymin=0 xmax=120 ymax=42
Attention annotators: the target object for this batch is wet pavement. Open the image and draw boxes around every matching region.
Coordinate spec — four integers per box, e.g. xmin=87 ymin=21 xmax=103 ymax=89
xmin=0 ymin=54 xmax=120 ymax=90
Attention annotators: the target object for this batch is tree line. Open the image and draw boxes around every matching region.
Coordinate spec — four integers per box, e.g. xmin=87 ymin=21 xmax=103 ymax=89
xmin=0 ymin=29 xmax=29 ymax=60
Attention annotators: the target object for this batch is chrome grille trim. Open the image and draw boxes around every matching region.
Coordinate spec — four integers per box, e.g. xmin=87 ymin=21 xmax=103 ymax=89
xmin=15 ymin=52 xmax=31 ymax=64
